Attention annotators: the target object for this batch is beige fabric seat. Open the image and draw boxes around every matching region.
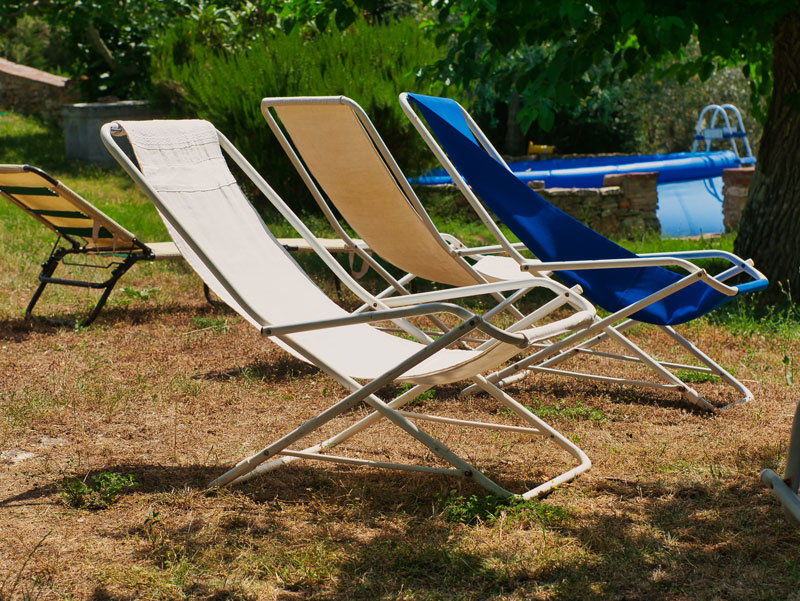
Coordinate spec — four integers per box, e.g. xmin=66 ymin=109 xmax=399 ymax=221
xmin=102 ymin=118 xmax=596 ymax=499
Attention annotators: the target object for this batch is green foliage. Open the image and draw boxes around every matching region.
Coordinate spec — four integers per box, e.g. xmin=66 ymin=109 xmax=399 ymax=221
xmin=429 ymin=1 xmax=785 ymax=128
xmin=58 ymin=472 xmax=138 ymax=510
xmin=438 ymin=493 xmax=572 ymax=526
xmin=2 ymin=0 xmax=174 ymax=99
xmin=151 ymin=16 xmax=443 ymax=212
xmin=618 ymin=61 xmax=763 ymax=155
xmin=0 ymin=15 xmax=71 ymax=74
xmin=0 ymin=0 xmax=286 ymax=100
xmin=304 ymin=0 xmax=788 ymax=134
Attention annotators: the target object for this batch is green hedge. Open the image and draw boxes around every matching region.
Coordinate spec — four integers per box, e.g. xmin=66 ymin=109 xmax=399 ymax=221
xmin=151 ymin=18 xmax=444 ymax=213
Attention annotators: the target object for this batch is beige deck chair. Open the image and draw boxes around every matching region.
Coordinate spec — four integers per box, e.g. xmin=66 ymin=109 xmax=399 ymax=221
xmin=102 ymin=118 xmax=597 ymax=498
xmin=261 ymin=96 xmax=535 ymax=319
xmin=0 ymin=164 xmax=366 ymax=326
xmin=0 ymin=164 xmax=184 ymax=326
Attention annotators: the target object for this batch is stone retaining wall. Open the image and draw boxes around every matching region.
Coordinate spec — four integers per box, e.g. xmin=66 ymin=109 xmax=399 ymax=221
xmin=722 ymin=167 xmax=755 ymax=232
xmin=527 ymin=171 xmax=659 ymax=238
xmin=0 ymin=58 xmax=71 ymax=116
xmin=415 ymin=170 xmax=660 ymax=240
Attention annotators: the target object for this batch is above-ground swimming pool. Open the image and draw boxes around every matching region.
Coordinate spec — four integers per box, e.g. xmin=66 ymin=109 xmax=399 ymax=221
xmin=413 ymin=150 xmax=742 ymax=238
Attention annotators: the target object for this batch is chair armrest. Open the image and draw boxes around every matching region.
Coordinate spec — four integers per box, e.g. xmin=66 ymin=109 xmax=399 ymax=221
xmin=261 ymin=303 xmax=529 ymax=348
xmin=379 ymin=277 xmax=587 ymax=310
xmin=519 ymin=256 xmax=743 ymax=296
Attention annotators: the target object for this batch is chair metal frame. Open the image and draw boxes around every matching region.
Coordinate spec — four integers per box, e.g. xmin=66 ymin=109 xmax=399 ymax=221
xmin=0 ymin=164 xmax=183 ymax=326
xmin=400 ymin=93 xmax=768 ymax=412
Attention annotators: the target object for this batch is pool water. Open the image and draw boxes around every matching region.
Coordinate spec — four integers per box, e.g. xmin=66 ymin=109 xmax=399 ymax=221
xmin=657 ymin=177 xmax=724 ymax=238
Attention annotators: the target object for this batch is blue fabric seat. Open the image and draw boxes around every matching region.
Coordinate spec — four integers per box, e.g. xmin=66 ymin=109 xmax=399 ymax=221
xmin=405 ymin=93 xmax=767 ymax=326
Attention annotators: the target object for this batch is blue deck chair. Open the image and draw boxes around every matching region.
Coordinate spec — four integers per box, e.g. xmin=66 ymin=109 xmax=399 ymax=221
xmin=401 ymin=92 xmax=768 ymax=411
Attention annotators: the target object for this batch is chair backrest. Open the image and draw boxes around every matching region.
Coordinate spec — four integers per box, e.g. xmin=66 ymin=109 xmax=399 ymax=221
xmin=0 ymin=164 xmax=140 ymax=251
xmin=264 ymin=97 xmax=479 ymax=287
xmin=403 ymin=93 xmax=740 ymax=326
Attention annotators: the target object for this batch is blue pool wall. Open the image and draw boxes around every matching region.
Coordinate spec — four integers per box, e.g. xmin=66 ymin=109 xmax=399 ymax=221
xmin=413 ymin=150 xmax=740 ymax=188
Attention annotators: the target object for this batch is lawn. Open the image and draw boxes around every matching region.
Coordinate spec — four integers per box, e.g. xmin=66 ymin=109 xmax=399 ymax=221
xmin=0 ymin=110 xmax=798 ymax=601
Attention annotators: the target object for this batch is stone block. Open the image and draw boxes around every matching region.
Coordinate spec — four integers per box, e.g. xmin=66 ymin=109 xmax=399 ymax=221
xmin=722 ymin=167 xmax=755 ymax=232
xmin=62 ymin=101 xmax=161 ymax=166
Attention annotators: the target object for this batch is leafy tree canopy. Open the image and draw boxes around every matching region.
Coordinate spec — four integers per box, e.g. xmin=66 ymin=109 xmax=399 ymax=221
xmin=284 ymin=0 xmax=791 ymax=131
xmin=432 ymin=0 xmax=797 ymax=129
xmin=0 ymin=0 xmax=283 ymax=99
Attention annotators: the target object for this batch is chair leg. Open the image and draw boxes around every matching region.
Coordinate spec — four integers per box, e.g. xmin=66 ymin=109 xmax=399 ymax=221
xmin=469 ymin=374 xmax=591 ymax=499
xmin=25 ymin=249 xmax=140 ymax=327
xmin=660 ymin=325 xmax=752 ymax=411
xmin=25 ymin=248 xmax=64 ymax=322
xmin=761 ymin=399 xmax=800 ymax=526
xmin=222 ymin=374 xmax=590 ymax=499
xmin=76 ymin=253 xmax=139 ymax=327
xmin=203 ymin=283 xmax=226 ymax=308
xmin=466 ymin=317 xmax=747 ymax=411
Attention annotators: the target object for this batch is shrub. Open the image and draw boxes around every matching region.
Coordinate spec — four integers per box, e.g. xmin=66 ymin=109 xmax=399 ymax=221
xmin=150 ymin=17 xmax=444 ymax=213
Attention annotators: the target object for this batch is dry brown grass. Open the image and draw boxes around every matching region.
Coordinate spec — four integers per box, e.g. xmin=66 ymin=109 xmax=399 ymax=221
xmin=0 ymin=256 xmax=798 ymax=601
xmin=1 ymin=109 xmax=798 ymax=601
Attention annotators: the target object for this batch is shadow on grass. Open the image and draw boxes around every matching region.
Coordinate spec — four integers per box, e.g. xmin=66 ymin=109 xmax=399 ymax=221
xmin=2 ymin=459 xmax=797 ymax=599
xmin=525 ymin=378 xmax=723 ymax=416
xmin=198 ymin=356 xmax=321 ymax=383
xmin=0 ymin=299 xmax=221 ymax=336
xmin=0 ymin=129 xmax=67 ymax=170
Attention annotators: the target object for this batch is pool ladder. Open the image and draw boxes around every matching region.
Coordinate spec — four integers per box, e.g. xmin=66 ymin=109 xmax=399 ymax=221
xmin=691 ymin=104 xmax=756 ymax=165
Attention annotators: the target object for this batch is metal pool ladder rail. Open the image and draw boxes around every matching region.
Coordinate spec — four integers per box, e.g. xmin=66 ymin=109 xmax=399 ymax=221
xmin=691 ymin=103 xmax=756 ymax=165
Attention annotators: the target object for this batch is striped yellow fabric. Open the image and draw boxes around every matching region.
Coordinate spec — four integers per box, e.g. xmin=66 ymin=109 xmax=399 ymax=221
xmin=0 ymin=169 xmax=133 ymax=250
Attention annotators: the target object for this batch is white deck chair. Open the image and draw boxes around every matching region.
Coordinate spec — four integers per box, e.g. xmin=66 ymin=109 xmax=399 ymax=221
xmin=101 ymin=118 xmax=597 ymax=499
xmin=261 ymin=96 xmax=536 ymax=320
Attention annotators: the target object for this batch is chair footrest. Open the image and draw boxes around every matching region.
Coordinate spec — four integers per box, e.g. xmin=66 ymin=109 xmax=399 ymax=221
xmin=279 ymin=449 xmax=463 ymax=476
xmin=396 ymin=410 xmax=542 ymax=434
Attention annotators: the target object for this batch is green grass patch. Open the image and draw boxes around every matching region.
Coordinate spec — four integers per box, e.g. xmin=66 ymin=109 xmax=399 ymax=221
xmin=674 ymin=369 xmax=722 ymax=383
xmin=3 ymin=388 xmax=64 ymax=428
xmin=398 ymin=383 xmax=437 ymax=406
xmin=707 ymin=293 xmax=800 ymax=339
xmin=438 ymin=492 xmax=572 ymax=527
xmin=189 ymin=316 xmax=232 ymax=334
xmin=522 ymin=398 xmax=607 ymax=422
xmin=58 ymin=472 xmax=138 ymax=510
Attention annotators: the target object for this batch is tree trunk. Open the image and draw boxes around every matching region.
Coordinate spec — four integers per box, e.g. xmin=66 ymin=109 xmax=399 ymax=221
xmin=504 ymin=91 xmax=525 ymax=155
xmin=734 ymin=12 xmax=800 ymax=296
